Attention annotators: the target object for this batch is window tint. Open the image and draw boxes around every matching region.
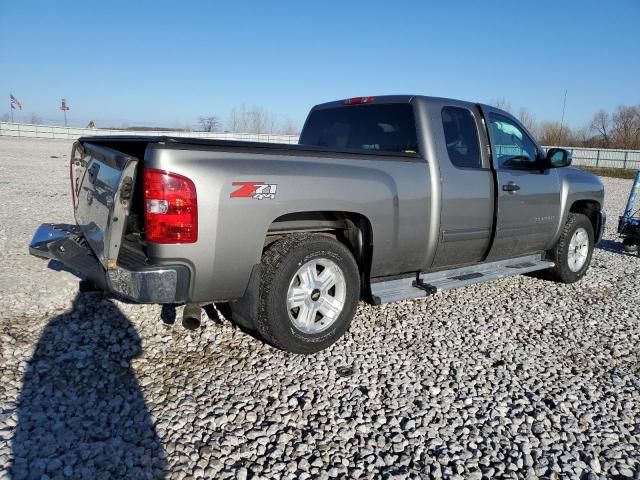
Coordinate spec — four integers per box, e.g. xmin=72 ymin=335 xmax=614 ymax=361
xmin=299 ymin=103 xmax=419 ymax=154
xmin=489 ymin=113 xmax=539 ymax=169
xmin=441 ymin=107 xmax=482 ymax=169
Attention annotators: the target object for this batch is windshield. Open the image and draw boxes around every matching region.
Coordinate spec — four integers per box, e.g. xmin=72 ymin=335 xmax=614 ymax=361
xmin=299 ymin=103 xmax=419 ymax=154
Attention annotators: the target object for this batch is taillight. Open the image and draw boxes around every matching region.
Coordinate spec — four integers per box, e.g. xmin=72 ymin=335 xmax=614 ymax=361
xmin=143 ymin=168 xmax=198 ymax=244
xmin=344 ymin=96 xmax=375 ymax=105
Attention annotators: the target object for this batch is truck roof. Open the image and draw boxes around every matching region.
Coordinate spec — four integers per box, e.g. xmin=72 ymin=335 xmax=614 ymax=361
xmin=311 ymin=94 xmax=484 ymax=110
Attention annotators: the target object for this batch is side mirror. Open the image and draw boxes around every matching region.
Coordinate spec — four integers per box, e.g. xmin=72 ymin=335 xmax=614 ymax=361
xmin=546 ymin=148 xmax=572 ymax=168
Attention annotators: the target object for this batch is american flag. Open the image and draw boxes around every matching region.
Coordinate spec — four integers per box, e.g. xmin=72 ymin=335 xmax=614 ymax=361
xmin=10 ymin=94 xmax=22 ymax=110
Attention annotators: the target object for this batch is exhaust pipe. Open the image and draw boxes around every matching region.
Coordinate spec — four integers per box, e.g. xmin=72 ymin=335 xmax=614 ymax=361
xmin=182 ymin=304 xmax=202 ymax=330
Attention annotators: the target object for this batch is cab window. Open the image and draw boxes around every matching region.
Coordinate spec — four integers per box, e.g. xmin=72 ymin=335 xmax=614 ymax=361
xmin=489 ymin=113 xmax=538 ymax=169
xmin=299 ymin=103 xmax=419 ymax=154
xmin=441 ymin=107 xmax=482 ymax=169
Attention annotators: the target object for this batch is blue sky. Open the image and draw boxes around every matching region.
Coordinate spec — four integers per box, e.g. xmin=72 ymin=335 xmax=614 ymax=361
xmin=1 ymin=0 xmax=639 ymax=130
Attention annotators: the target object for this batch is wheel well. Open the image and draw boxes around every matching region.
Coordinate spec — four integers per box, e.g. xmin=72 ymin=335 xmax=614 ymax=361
xmin=570 ymin=200 xmax=601 ymax=234
xmin=266 ymin=211 xmax=373 ymax=280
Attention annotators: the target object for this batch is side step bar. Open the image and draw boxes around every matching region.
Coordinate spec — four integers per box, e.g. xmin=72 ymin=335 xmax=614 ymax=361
xmin=370 ymin=254 xmax=554 ymax=305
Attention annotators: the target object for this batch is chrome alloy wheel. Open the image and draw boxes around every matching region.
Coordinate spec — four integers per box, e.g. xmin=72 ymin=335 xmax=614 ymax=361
xmin=286 ymin=258 xmax=347 ymax=334
xmin=568 ymin=227 xmax=590 ymax=272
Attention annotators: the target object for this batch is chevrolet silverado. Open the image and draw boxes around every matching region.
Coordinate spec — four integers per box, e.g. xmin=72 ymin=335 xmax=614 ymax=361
xmin=30 ymin=95 xmax=605 ymax=353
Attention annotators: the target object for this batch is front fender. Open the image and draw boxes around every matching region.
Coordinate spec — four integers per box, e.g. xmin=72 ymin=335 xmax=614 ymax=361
xmin=549 ymin=168 xmax=605 ymax=248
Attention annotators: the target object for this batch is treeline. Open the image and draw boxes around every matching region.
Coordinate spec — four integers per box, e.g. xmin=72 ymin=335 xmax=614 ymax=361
xmin=495 ymin=99 xmax=640 ymax=150
xmin=1 ymin=112 xmax=43 ymax=124
xmin=197 ymin=104 xmax=299 ymax=135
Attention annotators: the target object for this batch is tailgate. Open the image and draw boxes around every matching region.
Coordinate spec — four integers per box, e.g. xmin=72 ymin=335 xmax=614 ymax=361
xmin=71 ymin=142 xmax=138 ymax=268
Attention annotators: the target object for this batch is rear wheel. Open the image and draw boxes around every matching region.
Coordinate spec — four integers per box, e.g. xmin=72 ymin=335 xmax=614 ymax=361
xmin=547 ymin=213 xmax=594 ymax=283
xmin=257 ymin=234 xmax=360 ymax=354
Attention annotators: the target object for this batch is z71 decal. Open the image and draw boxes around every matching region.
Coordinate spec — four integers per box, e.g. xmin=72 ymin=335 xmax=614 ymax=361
xmin=231 ymin=182 xmax=278 ymax=200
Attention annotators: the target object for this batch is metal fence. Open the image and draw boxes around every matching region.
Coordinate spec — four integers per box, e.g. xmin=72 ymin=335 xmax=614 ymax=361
xmin=0 ymin=122 xmax=299 ymax=144
xmin=2 ymin=122 xmax=640 ymax=170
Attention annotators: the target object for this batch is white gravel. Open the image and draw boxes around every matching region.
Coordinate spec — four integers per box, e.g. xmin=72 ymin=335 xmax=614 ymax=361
xmin=0 ymin=136 xmax=638 ymax=479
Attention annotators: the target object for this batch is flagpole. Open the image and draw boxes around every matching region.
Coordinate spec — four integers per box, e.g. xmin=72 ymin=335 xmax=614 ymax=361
xmin=10 ymin=98 xmax=13 ymax=123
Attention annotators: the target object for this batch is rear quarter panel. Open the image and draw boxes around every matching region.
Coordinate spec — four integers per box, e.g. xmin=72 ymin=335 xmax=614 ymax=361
xmin=144 ymin=145 xmax=431 ymax=302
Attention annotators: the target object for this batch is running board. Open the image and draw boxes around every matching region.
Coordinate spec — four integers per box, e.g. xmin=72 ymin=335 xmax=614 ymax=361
xmin=370 ymin=254 xmax=554 ymax=305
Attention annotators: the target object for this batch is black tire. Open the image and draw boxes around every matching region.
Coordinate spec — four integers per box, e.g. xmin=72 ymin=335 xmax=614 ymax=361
xmin=547 ymin=213 xmax=594 ymax=283
xmin=257 ymin=234 xmax=360 ymax=354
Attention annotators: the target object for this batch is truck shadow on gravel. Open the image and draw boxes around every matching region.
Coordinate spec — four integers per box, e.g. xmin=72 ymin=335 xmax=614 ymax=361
xmin=10 ymin=292 xmax=167 ymax=480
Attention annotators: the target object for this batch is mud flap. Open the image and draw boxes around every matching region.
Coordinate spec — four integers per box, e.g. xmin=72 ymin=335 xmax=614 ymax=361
xmin=229 ymin=264 xmax=262 ymax=330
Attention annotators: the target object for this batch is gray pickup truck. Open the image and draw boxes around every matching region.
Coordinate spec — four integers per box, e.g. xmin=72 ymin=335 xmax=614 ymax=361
xmin=30 ymin=95 xmax=605 ymax=353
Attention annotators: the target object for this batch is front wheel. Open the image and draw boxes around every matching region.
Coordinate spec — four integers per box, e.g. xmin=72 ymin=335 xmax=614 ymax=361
xmin=256 ymin=234 xmax=360 ymax=354
xmin=547 ymin=213 xmax=594 ymax=283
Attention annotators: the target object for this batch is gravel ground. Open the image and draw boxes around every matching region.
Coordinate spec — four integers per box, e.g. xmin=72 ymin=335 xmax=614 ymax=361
xmin=0 ymin=136 xmax=638 ymax=480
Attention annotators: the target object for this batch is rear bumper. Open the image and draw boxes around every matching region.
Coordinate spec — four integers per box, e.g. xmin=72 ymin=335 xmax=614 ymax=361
xmin=29 ymin=223 xmax=190 ymax=303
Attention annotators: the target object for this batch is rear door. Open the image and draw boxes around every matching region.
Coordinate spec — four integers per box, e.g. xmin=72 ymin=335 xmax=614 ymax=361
xmin=71 ymin=142 xmax=138 ymax=268
xmin=480 ymin=108 xmax=561 ymax=260
xmin=430 ymin=101 xmax=495 ymax=269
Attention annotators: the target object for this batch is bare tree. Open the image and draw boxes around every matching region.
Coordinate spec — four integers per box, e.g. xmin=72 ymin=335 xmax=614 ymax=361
xmin=30 ymin=113 xmax=42 ymax=125
xmin=538 ymin=121 xmax=573 ymax=146
xmin=611 ymin=105 xmax=640 ymax=149
xmin=227 ymin=104 xmax=280 ymax=134
xmin=491 ymin=98 xmax=512 ymax=113
xmin=227 ymin=106 xmax=243 ymax=133
xmin=247 ymin=106 xmax=276 ymax=134
xmin=246 ymin=108 xmax=267 ymax=134
xmin=280 ymin=118 xmax=300 ymax=135
xmin=197 ymin=116 xmax=221 ymax=132
xmin=572 ymin=125 xmax=592 ymax=147
xmin=589 ymin=110 xmax=611 ymax=148
xmin=517 ymin=107 xmax=537 ymax=135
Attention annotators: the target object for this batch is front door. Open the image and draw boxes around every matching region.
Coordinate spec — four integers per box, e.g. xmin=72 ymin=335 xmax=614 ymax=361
xmin=431 ymin=103 xmax=495 ymax=269
xmin=483 ymin=109 xmax=561 ymax=260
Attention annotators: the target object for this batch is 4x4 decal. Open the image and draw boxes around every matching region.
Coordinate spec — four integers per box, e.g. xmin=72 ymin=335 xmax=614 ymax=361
xmin=231 ymin=182 xmax=278 ymax=200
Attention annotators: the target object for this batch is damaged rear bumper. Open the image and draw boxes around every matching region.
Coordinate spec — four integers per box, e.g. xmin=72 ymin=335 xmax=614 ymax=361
xmin=29 ymin=223 xmax=189 ymax=303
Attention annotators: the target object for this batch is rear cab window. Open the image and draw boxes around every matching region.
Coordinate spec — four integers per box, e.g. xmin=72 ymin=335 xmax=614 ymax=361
xmin=441 ymin=107 xmax=482 ymax=169
xmin=299 ymin=103 xmax=419 ymax=155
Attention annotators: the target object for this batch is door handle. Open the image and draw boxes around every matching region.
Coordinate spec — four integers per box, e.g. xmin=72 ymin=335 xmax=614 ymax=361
xmin=502 ymin=182 xmax=520 ymax=192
